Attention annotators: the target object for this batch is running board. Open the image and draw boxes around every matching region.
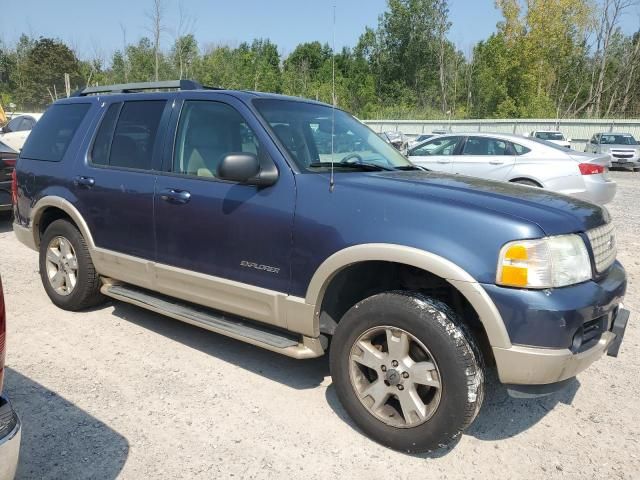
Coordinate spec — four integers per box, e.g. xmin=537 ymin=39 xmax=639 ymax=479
xmin=101 ymin=283 xmax=323 ymax=359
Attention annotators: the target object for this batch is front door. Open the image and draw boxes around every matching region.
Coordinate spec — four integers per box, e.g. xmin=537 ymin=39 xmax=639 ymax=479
xmin=407 ymin=136 xmax=461 ymax=173
xmin=153 ymin=95 xmax=296 ymax=327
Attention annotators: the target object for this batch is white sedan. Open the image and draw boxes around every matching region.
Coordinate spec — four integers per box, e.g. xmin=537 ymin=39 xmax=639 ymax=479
xmin=0 ymin=113 xmax=42 ymax=151
xmin=407 ymin=132 xmax=616 ymax=205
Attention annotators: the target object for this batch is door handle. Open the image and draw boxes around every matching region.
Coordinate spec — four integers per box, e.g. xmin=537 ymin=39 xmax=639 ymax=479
xmin=159 ymin=188 xmax=191 ymax=204
xmin=489 ymin=161 xmax=504 ymax=165
xmin=436 ymin=160 xmax=450 ymax=164
xmin=74 ymin=176 xmax=95 ymax=187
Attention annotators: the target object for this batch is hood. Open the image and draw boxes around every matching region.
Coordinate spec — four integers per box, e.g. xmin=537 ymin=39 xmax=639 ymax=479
xmin=345 ymin=171 xmax=608 ymax=235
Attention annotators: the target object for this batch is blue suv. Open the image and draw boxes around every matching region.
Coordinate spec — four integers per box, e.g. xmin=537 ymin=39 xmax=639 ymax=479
xmin=12 ymin=81 xmax=629 ymax=452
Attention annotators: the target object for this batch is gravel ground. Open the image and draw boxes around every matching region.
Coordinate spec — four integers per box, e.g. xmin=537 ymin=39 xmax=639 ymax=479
xmin=2 ymin=171 xmax=639 ymax=480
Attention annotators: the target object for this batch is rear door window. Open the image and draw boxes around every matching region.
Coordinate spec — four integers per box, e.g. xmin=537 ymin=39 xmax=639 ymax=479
xmin=90 ymin=100 xmax=166 ymax=170
xmin=462 ymin=137 xmax=509 ymax=155
xmin=20 ymin=103 xmax=91 ymax=161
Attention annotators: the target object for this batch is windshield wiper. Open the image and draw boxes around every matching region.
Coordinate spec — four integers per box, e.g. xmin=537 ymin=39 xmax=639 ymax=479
xmin=308 ymin=162 xmax=395 ymax=172
xmin=395 ymin=165 xmax=425 ymax=171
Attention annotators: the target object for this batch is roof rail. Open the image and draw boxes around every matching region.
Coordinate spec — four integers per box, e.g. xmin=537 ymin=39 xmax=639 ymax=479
xmin=71 ymin=79 xmax=206 ymax=97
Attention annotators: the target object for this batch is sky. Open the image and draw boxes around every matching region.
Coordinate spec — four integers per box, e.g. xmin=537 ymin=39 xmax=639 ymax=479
xmin=0 ymin=0 xmax=638 ymax=61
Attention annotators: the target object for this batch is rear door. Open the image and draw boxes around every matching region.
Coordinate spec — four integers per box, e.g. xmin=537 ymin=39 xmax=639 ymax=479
xmin=73 ymin=97 xmax=172 ymax=260
xmin=451 ymin=136 xmax=516 ymax=180
xmin=407 ymin=136 xmax=461 ymax=173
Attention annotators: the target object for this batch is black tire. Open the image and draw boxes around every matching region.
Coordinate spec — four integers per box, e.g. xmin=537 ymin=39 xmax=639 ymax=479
xmin=330 ymin=291 xmax=484 ymax=453
xmin=512 ymin=179 xmax=541 ymax=187
xmin=39 ymin=219 xmax=105 ymax=311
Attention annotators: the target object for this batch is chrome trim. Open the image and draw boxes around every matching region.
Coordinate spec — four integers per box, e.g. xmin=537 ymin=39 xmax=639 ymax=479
xmin=0 ymin=402 xmax=20 ymax=480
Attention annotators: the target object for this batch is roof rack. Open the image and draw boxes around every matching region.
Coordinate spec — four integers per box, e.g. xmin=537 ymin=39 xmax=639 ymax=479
xmin=71 ymin=79 xmax=213 ymax=97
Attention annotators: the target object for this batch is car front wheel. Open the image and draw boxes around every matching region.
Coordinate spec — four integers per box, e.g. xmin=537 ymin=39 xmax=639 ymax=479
xmin=330 ymin=291 xmax=485 ymax=453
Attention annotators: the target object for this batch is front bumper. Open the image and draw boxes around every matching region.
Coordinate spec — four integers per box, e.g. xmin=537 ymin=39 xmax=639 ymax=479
xmin=0 ymin=396 xmax=21 ymax=480
xmin=493 ymin=307 xmax=628 ymax=385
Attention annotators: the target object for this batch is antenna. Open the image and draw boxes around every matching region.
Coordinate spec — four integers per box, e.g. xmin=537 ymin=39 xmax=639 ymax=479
xmin=330 ymin=4 xmax=336 ymax=192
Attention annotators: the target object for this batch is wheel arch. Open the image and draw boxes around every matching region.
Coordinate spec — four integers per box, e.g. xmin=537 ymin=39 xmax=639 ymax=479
xmin=509 ymin=177 xmax=544 ymax=187
xmin=306 ymin=244 xmax=512 ymax=349
xmin=30 ymin=196 xmax=95 ymax=250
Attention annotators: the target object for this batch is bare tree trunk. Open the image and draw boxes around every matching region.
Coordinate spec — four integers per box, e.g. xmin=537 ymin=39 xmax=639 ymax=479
xmin=147 ymin=0 xmax=166 ymax=82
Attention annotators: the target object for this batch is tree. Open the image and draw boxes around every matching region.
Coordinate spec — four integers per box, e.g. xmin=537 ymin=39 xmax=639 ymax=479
xmin=17 ymin=37 xmax=82 ymax=109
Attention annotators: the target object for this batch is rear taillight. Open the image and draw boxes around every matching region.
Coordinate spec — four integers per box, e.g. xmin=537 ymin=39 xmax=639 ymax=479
xmin=3 ymin=158 xmax=16 ymax=168
xmin=0 ymin=278 xmax=5 ymax=393
xmin=579 ymin=163 xmax=605 ymax=175
xmin=10 ymin=169 xmax=17 ymax=205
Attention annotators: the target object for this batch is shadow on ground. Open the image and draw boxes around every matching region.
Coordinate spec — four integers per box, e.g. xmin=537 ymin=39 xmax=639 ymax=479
xmin=4 ymin=368 xmax=129 ymax=480
xmin=324 ymin=369 xmax=579 ymax=457
xmin=110 ymin=299 xmax=580 ymax=457
xmin=110 ymin=301 xmax=330 ymax=390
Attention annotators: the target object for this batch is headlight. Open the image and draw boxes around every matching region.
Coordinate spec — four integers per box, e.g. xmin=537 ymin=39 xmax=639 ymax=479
xmin=497 ymin=234 xmax=592 ymax=288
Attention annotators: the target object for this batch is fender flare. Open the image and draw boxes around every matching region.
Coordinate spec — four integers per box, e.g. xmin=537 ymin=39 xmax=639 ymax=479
xmin=305 ymin=243 xmax=512 ymax=349
xmin=30 ymin=196 xmax=96 ymax=250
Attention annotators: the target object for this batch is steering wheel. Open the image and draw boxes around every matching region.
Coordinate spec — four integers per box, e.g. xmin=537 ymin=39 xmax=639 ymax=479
xmin=340 ymin=153 xmax=364 ymax=164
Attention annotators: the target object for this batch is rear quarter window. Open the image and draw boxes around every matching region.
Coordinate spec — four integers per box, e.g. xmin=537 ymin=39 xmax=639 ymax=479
xmin=20 ymin=103 xmax=91 ymax=162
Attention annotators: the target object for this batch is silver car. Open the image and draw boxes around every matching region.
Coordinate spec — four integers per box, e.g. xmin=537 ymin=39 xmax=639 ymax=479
xmin=408 ymin=132 xmax=616 ymax=205
xmin=584 ymin=132 xmax=640 ymax=170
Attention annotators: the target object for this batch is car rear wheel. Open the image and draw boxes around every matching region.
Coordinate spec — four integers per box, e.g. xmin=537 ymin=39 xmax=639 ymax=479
xmin=329 ymin=291 xmax=484 ymax=452
xmin=39 ymin=219 xmax=104 ymax=311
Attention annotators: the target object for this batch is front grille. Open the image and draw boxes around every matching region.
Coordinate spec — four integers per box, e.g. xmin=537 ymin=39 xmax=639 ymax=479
xmin=612 ymin=153 xmax=633 ymax=159
xmin=586 ymin=223 xmax=617 ymax=273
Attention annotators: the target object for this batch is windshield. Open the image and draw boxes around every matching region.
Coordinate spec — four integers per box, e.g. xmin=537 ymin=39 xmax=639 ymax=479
xmin=534 ymin=132 xmax=564 ymax=141
xmin=600 ymin=134 xmax=637 ymax=145
xmin=253 ymin=99 xmax=412 ymax=172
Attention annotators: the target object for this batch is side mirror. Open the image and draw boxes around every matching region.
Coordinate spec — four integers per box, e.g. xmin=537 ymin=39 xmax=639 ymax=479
xmin=217 ymin=153 xmax=278 ymax=186
xmin=0 ymin=126 xmax=8 ymax=134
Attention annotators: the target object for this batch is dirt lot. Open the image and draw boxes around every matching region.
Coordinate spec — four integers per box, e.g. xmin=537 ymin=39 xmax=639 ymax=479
xmin=2 ymin=171 xmax=639 ymax=479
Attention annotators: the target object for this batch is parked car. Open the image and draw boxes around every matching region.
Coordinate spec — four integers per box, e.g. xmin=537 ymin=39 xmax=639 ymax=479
xmin=584 ymin=132 xmax=640 ymax=170
xmin=529 ymin=130 xmax=571 ymax=148
xmin=0 ymin=141 xmax=18 ymax=213
xmin=0 ymin=113 xmax=42 ymax=152
xmin=13 ymin=80 xmax=629 ymax=453
xmin=408 ymin=132 xmax=616 ymax=205
xmin=0 ymin=276 xmax=21 ymax=480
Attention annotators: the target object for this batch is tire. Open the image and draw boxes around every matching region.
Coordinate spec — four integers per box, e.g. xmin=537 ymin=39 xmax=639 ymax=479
xmin=512 ymin=179 xmax=541 ymax=187
xmin=39 ymin=219 xmax=105 ymax=311
xmin=330 ymin=291 xmax=484 ymax=453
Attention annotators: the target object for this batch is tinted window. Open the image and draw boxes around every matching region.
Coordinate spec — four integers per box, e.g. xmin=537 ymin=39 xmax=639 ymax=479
xmin=22 ymin=117 xmax=36 ymax=130
xmin=90 ymin=103 xmax=122 ymax=166
xmin=6 ymin=117 xmax=22 ymax=132
xmin=462 ymin=137 xmax=508 ymax=155
xmin=512 ymin=143 xmax=531 ymax=155
xmin=109 ymin=101 xmax=166 ymax=170
xmin=411 ymin=137 xmax=460 ymax=156
xmin=534 ymin=132 xmax=564 ymax=141
xmin=173 ymin=101 xmax=261 ymax=177
xmin=21 ymin=103 xmax=90 ymax=161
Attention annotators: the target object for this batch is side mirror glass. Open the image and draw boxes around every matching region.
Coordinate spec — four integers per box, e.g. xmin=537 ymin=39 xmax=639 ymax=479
xmin=216 ymin=153 xmax=278 ymax=186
